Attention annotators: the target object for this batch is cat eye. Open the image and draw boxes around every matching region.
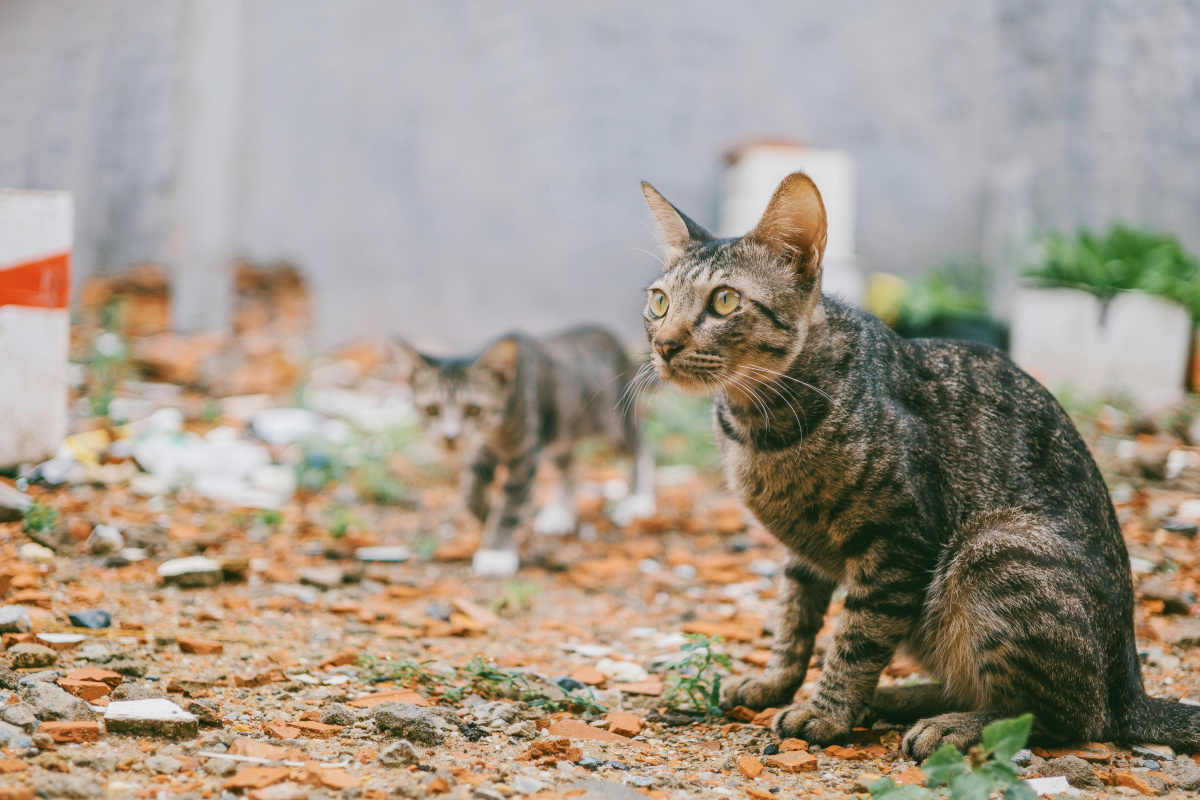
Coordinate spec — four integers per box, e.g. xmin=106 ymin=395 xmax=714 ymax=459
xmin=464 ymin=404 xmax=481 ymax=417
xmin=710 ymin=287 xmax=742 ymax=316
xmin=648 ymin=289 xmax=669 ymax=318
xmin=424 ymin=405 xmax=440 ymax=417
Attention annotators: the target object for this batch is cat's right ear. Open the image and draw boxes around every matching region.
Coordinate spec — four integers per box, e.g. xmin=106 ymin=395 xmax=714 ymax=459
xmin=641 ymin=182 xmax=712 ymax=261
xmin=389 ymin=334 xmax=433 ymax=382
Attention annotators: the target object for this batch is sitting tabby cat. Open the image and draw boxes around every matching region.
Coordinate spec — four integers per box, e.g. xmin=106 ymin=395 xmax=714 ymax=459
xmin=394 ymin=327 xmax=655 ymax=577
xmin=638 ymin=172 xmax=1200 ymax=758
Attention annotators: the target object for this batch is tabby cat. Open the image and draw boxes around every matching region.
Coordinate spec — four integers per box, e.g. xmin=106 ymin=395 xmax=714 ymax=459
xmin=394 ymin=328 xmax=655 ymax=577
xmin=639 ymin=172 xmax=1200 ymax=758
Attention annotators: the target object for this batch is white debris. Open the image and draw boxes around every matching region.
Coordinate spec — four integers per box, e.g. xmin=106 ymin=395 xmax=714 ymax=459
xmin=355 ymin=546 xmax=412 ymax=562
xmin=596 ymin=658 xmax=648 ymax=683
xmin=1025 ymin=776 xmax=1071 ymax=795
xmin=18 ymin=542 xmax=55 ymax=563
xmin=251 ymin=407 xmax=351 ymax=446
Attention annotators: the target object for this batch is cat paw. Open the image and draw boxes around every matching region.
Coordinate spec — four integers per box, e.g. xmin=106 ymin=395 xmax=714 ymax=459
xmin=471 ymin=548 xmax=520 ymax=578
xmin=720 ymin=673 xmax=798 ymax=711
xmin=772 ymin=702 xmax=851 ymax=745
xmin=901 ymin=713 xmax=988 ymax=761
xmin=611 ymin=493 xmax=656 ymax=527
xmin=533 ymin=504 xmax=577 ymax=536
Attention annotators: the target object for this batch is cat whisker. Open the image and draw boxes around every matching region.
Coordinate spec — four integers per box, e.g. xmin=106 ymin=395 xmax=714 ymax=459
xmin=742 ymin=364 xmax=839 ymax=407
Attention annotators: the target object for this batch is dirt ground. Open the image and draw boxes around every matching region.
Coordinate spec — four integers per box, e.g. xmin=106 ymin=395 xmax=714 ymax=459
xmin=5 ymin=339 xmax=1200 ymax=800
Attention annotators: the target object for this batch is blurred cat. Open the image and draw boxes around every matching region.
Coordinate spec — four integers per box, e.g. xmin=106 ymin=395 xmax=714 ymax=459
xmin=393 ymin=327 xmax=655 ymax=577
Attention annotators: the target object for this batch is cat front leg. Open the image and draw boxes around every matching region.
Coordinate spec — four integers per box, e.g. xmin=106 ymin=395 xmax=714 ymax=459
xmin=462 ymin=448 xmax=499 ymax=523
xmin=471 ymin=453 xmax=537 ymax=578
xmin=722 ymin=558 xmax=833 ymax=710
xmin=774 ymin=572 xmax=918 ymax=745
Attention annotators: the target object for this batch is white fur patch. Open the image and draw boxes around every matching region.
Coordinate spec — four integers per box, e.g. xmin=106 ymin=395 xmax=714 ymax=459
xmin=533 ymin=504 xmax=577 ymax=536
xmin=612 ymin=493 xmax=657 ymax=526
xmin=471 ymin=548 xmax=520 ymax=578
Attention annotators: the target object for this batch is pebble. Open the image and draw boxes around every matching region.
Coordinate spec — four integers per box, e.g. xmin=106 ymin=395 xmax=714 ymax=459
xmin=373 ymin=702 xmax=444 ymax=745
xmin=2 ymin=703 xmax=38 ymax=731
xmin=355 ymin=546 xmax=411 ymax=562
xmin=67 ymin=610 xmax=112 ymax=629
xmin=1043 ymin=755 xmax=1104 ymax=790
xmin=578 ymin=754 xmax=605 ymax=770
xmin=146 ymin=754 xmax=183 ymax=774
xmin=0 ymin=481 xmax=33 ymax=521
xmin=19 ymin=542 xmax=56 ymax=563
xmin=28 ymin=773 xmax=104 ymax=798
xmin=319 ymin=702 xmax=358 ymax=726
xmin=0 ymin=720 xmax=33 ymax=749
xmin=7 ymin=643 xmax=57 ymax=669
xmin=0 ymin=605 xmax=31 ymax=633
xmin=110 ymin=682 xmax=166 ymax=701
xmin=763 ymin=743 xmax=780 ymax=756
xmin=298 ymin=565 xmax=345 ymax=590
xmin=1161 ymin=754 xmax=1200 ymax=790
xmin=103 ymin=698 xmax=199 ymax=739
xmin=596 ymin=658 xmax=648 ymax=683
xmin=1132 ymin=743 xmax=1174 ymax=760
xmin=85 ymin=523 xmax=124 ymax=554
xmin=513 ymin=777 xmax=549 ymax=794
xmin=378 ymin=739 xmax=422 ymax=767
xmin=157 ymin=556 xmax=223 ymax=588
xmin=19 ymin=682 xmax=96 ymax=721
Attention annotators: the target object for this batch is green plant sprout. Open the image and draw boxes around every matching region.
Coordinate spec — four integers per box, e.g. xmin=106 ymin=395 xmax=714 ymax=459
xmin=663 ymin=634 xmax=732 ymax=715
xmin=869 ymin=714 xmax=1036 ymax=800
xmin=22 ymin=502 xmax=59 ymax=534
xmin=494 ymin=580 xmax=540 ymax=613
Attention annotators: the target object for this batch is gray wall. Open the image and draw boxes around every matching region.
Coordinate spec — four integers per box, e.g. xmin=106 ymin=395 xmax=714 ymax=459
xmin=2 ymin=0 xmax=1199 ymax=348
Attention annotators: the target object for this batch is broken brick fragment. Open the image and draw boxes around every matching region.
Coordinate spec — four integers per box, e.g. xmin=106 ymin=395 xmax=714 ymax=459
xmin=38 ymin=720 xmax=102 ymax=743
xmin=738 ymin=754 xmax=764 ymax=779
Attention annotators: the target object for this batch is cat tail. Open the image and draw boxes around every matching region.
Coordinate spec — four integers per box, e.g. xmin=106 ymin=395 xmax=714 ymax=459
xmin=1119 ymin=693 xmax=1200 ymax=751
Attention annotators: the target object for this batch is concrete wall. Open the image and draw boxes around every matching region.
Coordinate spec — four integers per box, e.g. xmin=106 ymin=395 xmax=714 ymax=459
xmin=2 ymin=0 xmax=1199 ymax=348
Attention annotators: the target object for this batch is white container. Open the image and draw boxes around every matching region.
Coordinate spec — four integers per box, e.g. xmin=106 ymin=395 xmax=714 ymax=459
xmin=1011 ymin=287 xmax=1190 ymax=410
xmin=719 ymin=142 xmax=864 ymax=304
xmin=0 ymin=190 xmax=73 ymax=467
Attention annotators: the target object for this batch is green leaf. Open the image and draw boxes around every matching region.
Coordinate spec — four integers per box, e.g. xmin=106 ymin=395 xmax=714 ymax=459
xmin=869 ymin=777 xmax=937 ymax=800
xmin=981 ymin=713 xmax=1033 ymax=763
xmin=1003 ymin=780 xmax=1038 ymax=800
xmin=946 ymin=771 xmax=998 ymax=800
xmin=921 ymin=743 xmax=967 ymax=788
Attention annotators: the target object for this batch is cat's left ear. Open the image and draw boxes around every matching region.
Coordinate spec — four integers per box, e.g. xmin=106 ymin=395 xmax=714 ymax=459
xmin=749 ymin=172 xmax=828 ymax=275
xmin=475 ymin=336 xmax=520 ymax=385
xmin=389 ymin=334 xmax=434 ymax=382
xmin=641 ymin=182 xmax=713 ymax=262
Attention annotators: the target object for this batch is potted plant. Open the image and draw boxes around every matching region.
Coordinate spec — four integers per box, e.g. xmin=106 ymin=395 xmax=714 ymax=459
xmin=1011 ymin=225 xmax=1200 ymax=410
xmin=881 ymin=256 xmax=1009 ymax=349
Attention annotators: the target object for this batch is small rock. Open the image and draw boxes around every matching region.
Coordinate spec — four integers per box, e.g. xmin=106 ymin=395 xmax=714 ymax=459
xmin=505 ymin=720 xmax=538 ymax=739
xmin=146 ymin=754 xmax=183 ymax=774
xmin=578 ymin=754 xmax=605 ymax=770
xmin=104 ymin=698 xmax=199 ymax=739
xmin=7 ymin=643 xmax=57 ymax=669
xmin=187 ymin=700 xmax=224 ymax=728
xmin=2 ymin=703 xmax=38 ymax=732
xmin=0 ymin=720 xmax=33 ymax=749
xmin=319 ymin=703 xmax=358 ymax=726
xmin=1160 ymin=754 xmax=1200 ymax=790
xmin=85 ymin=524 xmax=124 ymax=555
xmin=1132 ymin=743 xmax=1175 ymax=760
xmin=67 ymin=610 xmax=112 ymax=629
xmin=28 ymin=773 xmax=103 ymax=799
xmin=203 ymin=757 xmax=238 ymax=777
xmin=374 ymin=702 xmax=444 ymax=744
xmin=19 ymin=682 xmax=96 ymax=721
xmin=378 ymin=739 xmax=421 ymax=767
xmin=18 ymin=542 xmax=55 ymax=563
xmin=1011 ymin=748 xmax=1033 ymax=766
xmin=110 ymin=682 xmax=166 ymax=701
xmin=1138 ymin=577 xmax=1194 ymax=615
xmin=513 ymin=777 xmax=550 ymax=794
xmin=0 ymin=482 xmax=33 ymax=522
xmin=157 ymin=556 xmax=223 ymax=588
xmin=627 ymin=775 xmax=655 ymax=787
xmin=596 ymin=659 xmax=648 ymax=683
xmin=355 ymin=546 xmax=411 ymax=562
xmin=1043 ymin=755 xmax=1104 ymax=790
xmin=298 ymin=566 xmax=344 ymax=591
xmin=0 ymin=606 xmax=31 ymax=634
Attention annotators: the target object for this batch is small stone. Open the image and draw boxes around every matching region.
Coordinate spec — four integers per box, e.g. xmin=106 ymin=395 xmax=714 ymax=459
xmin=1160 ymin=754 xmax=1200 ymax=790
xmin=7 ymin=643 xmax=57 ymax=669
xmin=66 ymin=610 xmax=112 ymax=629
xmin=157 ymin=556 xmax=223 ymax=588
xmin=0 ymin=720 xmax=33 ymax=750
xmin=374 ymin=702 xmax=444 ymax=745
xmin=188 ymin=700 xmax=224 ymax=728
xmin=1043 ymin=755 xmax=1104 ymax=790
xmin=203 ymin=757 xmax=238 ymax=777
xmin=110 ymin=682 xmax=165 ymax=701
xmin=765 ymin=751 xmax=819 ymax=773
xmin=104 ymin=698 xmax=199 ymax=739
xmin=605 ymin=711 xmax=644 ymax=738
xmin=0 ymin=607 xmax=31 ymax=634
xmin=1111 ymin=770 xmax=1170 ymax=796
xmin=1132 ymin=744 xmax=1175 ymax=760
xmin=854 ymin=773 xmax=884 ymax=793
xmin=58 ymin=679 xmax=111 ymax=701
xmin=627 ymin=775 xmax=655 ymax=787
xmin=1 ymin=704 xmax=37 ymax=732
xmin=0 ymin=483 xmax=33 ymax=522
xmin=288 ymin=720 xmax=342 ymax=738
xmin=178 ymin=637 xmax=224 ymax=655
xmin=1012 ymin=748 xmax=1033 ymax=766
xmin=1143 ymin=760 xmax=1160 ymax=770
xmin=319 ymin=703 xmax=358 ymax=726
xmin=738 ymin=754 xmax=764 ymax=779
xmin=37 ymin=720 xmax=102 ymax=743
xmin=578 ymin=754 xmax=604 ymax=770
xmin=85 ymin=524 xmax=123 ymax=555
xmin=378 ymin=739 xmax=421 ymax=767
xmin=596 ymin=658 xmax=648 ymax=683
xmin=298 ymin=566 xmax=344 ymax=590
xmin=18 ymin=543 xmax=54 ymax=563
xmin=355 ymin=546 xmax=411 ymax=562
xmin=27 ymin=773 xmax=103 ymax=799
xmin=146 ymin=754 xmax=183 ymax=774
xmin=19 ymin=682 xmax=96 ymax=721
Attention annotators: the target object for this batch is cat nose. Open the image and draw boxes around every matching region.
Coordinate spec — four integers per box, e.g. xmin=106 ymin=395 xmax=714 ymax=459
xmin=654 ymin=338 xmax=684 ymax=362
xmin=443 ymin=434 xmax=460 ymax=450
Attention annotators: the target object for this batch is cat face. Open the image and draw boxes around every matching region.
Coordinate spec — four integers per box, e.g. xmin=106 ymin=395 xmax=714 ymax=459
xmin=394 ymin=338 xmax=518 ymax=457
xmin=640 ymin=173 xmax=828 ymax=397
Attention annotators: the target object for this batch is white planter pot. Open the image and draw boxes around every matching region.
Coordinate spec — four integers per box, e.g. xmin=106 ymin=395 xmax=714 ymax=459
xmin=1010 ymin=287 xmax=1191 ymax=411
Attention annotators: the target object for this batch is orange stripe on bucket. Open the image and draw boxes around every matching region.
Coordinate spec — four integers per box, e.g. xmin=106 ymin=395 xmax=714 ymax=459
xmin=0 ymin=251 xmax=70 ymax=309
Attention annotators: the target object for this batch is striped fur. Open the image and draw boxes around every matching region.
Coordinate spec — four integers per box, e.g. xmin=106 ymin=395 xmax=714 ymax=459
xmin=639 ymin=173 xmax=1200 ymax=758
xmin=396 ymin=327 xmax=650 ymax=571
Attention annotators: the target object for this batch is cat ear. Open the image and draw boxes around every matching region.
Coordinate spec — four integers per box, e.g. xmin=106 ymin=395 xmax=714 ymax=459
xmin=389 ymin=334 xmax=434 ymax=382
xmin=641 ymin=182 xmax=712 ymax=259
xmin=749 ymin=172 xmax=828 ymax=273
xmin=475 ymin=336 xmax=520 ymax=384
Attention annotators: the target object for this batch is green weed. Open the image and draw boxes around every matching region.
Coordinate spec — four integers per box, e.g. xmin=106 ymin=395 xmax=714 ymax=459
xmin=662 ymin=634 xmax=732 ymax=715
